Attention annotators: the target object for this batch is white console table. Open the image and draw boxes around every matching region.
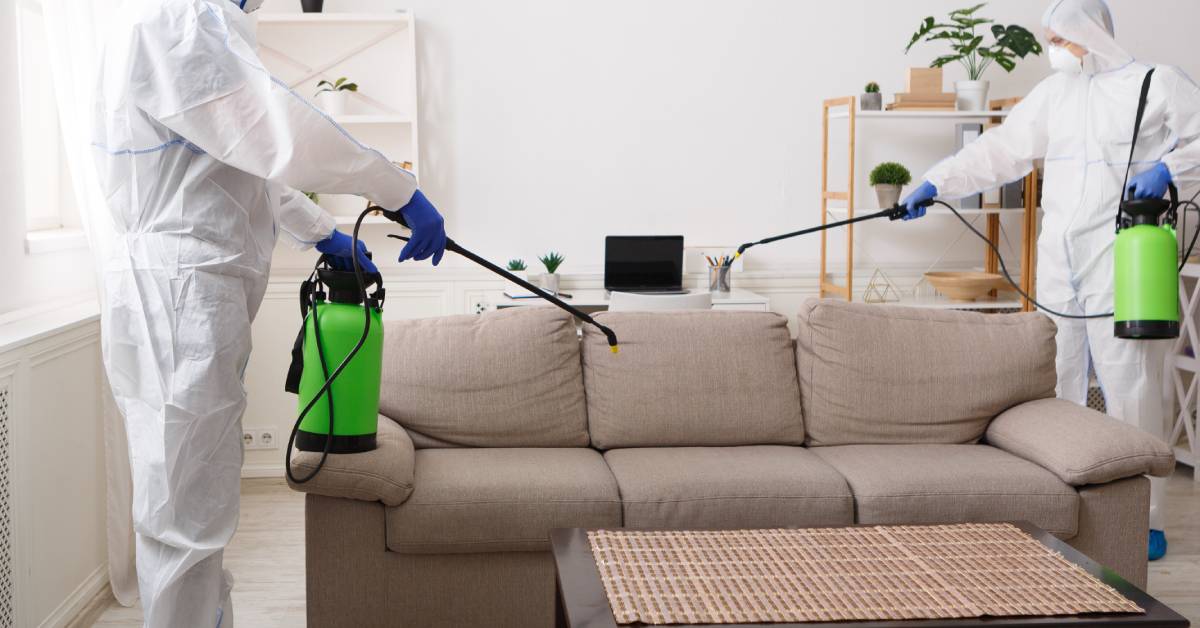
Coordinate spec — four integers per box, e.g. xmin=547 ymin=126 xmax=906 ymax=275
xmin=495 ymin=289 xmax=769 ymax=312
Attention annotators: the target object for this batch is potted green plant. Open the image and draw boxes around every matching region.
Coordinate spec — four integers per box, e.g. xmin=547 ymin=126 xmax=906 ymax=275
xmin=506 ymin=259 xmax=528 ymax=282
xmin=301 ymin=0 xmax=323 ymax=12
xmin=538 ymin=252 xmax=565 ymax=295
xmin=314 ymin=77 xmax=358 ymax=116
xmin=869 ymin=162 xmax=912 ymax=209
xmin=861 ymin=82 xmax=882 ymax=111
xmin=905 ymin=3 xmax=1042 ymax=111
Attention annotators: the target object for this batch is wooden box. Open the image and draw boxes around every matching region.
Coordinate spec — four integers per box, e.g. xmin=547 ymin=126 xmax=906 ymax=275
xmin=906 ymin=67 xmax=944 ymax=94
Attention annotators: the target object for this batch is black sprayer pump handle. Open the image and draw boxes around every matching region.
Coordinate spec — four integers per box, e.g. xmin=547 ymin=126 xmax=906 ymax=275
xmin=372 ymin=207 xmax=620 ymax=351
xmin=1120 ymin=182 xmax=1180 ymax=229
xmin=734 ymin=202 xmax=916 ymax=258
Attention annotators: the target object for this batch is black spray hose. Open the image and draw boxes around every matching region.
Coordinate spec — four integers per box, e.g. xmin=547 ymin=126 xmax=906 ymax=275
xmin=286 ymin=206 xmax=377 ymax=484
xmin=732 ymin=199 xmax=1121 ymax=321
xmin=374 ymin=207 xmax=620 ymax=352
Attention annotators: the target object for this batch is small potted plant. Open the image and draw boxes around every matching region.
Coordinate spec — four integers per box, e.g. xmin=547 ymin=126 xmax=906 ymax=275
xmin=861 ymin=82 xmax=882 ymax=111
xmin=905 ymin=3 xmax=1042 ymax=111
xmin=538 ymin=252 xmax=565 ymax=295
xmin=869 ymin=162 xmax=912 ymax=209
xmin=314 ymin=77 xmax=358 ymax=116
xmin=506 ymin=259 xmax=528 ymax=282
xmin=301 ymin=0 xmax=323 ymax=12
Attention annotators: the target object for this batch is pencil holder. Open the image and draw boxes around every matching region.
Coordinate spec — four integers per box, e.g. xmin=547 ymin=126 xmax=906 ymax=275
xmin=708 ymin=266 xmax=731 ymax=295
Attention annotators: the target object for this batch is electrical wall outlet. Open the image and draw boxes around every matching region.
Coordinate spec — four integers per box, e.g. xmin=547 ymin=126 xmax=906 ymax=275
xmin=242 ymin=429 xmax=279 ymax=450
xmin=470 ymin=299 xmax=488 ymax=315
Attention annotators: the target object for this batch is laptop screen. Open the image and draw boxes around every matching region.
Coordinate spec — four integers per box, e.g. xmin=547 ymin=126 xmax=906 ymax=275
xmin=605 ymin=236 xmax=684 ymax=291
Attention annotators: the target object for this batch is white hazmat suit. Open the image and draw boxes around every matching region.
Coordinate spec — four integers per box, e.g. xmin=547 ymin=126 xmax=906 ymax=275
xmin=91 ymin=0 xmax=419 ymax=625
xmin=924 ymin=0 xmax=1200 ymax=532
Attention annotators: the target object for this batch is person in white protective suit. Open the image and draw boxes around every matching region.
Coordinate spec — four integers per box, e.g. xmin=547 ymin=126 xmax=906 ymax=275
xmin=901 ymin=0 xmax=1200 ymax=561
xmin=90 ymin=0 xmax=447 ymax=625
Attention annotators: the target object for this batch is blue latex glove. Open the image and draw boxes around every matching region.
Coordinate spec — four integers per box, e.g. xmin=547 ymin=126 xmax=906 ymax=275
xmin=316 ymin=230 xmax=378 ymax=274
xmin=398 ymin=190 xmax=447 ymax=265
xmin=1128 ymin=162 xmax=1172 ymax=200
xmin=900 ymin=181 xmax=938 ymax=220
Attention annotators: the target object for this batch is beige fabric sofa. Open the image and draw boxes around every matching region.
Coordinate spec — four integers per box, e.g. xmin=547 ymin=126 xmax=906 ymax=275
xmin=288 ymin=299 xmax=1175 ymax=628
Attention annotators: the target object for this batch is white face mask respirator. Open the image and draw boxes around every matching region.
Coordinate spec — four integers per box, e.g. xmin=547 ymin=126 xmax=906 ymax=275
xmin=1049 ymin=45 xmax=1084 ymax=74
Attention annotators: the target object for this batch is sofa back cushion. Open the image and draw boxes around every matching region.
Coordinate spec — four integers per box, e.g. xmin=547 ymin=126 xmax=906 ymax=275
xmin=796 ymin=299 xmax=1056 ymax=446
xmin=582 ymin=311 xmax=805 ymax=449
xmin=380 ymin=307 xmax=589 ymax=447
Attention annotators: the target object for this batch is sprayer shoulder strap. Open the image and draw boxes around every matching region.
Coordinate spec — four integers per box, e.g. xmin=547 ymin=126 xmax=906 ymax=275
xmin=1117 ymin=68 xmax=1156 ymax=232
xmin=284 ymin=277 xmax=317 ymax=395
xmin=1128 ymin=68 xmax=1155 ymax=165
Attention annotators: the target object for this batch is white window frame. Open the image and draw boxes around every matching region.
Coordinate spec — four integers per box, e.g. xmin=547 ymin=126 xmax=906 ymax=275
xmin=15 ymin=0 xmax=80 ymax=239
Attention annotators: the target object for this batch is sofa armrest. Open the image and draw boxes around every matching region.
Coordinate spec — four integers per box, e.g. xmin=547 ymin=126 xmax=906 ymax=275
xmin=986 ymin=398 xmax=1174 ymax=486
xmin=286 ymin=416 xmax=415 ymax=506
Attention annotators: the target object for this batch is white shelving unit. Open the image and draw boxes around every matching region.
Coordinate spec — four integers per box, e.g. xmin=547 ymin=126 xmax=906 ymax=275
xmin=818 ymin=96 xmax=1038 ymax=312
xmin=1169 ymin=263 xmax=1200 ymax=480
xmin=254 ymin=10 xmax=419 ymax=220
xmin=827 ymin=110 xmax=1010 ymax=120
xmin=256 ymin=12 xmax=411 ymax=25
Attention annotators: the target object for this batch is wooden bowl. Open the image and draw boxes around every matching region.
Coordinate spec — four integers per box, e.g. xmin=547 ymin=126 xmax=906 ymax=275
xmin=924 ymin=272 xmax=1008 ymax=302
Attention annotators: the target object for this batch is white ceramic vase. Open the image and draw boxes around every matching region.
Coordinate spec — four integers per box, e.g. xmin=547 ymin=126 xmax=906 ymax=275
xmin=955 ymin=80 xmax=990 ymax=112
xmin=318 ymin=90 xmax=347 ymax=116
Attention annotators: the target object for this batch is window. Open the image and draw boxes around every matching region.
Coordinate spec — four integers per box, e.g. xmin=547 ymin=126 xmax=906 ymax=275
xmin=15 ymin=0 xmax=80 ymax=235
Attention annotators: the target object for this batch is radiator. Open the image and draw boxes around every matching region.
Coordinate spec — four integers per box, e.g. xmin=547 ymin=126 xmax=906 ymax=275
xmin=0 ymin=384 xmax=11 ymax=628
xmin=1087 ymin=383 xmax=1107 ymax=414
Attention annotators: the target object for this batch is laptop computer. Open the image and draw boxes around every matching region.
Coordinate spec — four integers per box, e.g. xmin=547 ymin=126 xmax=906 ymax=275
xmin=604 ymin=236 xmax=686 ymax=294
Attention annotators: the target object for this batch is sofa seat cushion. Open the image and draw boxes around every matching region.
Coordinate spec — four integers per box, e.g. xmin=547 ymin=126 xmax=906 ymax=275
xmin=387 ymin=448 xmax=621 ymax=554
xmin=604 ymin=446 xmax=853 ymax=529
xmin=812 ymin=444 xmax=1079 ymax=537
xmin=582 ymin=311 xmax=805 ymax=449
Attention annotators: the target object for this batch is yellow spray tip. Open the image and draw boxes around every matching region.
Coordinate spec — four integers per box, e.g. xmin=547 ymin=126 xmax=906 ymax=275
xmin=733 ymin=251 xmax=742 ymax=259
xmin=611 ymin=345 xmax=620 ymax=354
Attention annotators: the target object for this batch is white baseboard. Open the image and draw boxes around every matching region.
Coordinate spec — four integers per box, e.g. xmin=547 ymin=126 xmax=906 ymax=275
xmin=39 ymin=563 xmax=109 ymax=628
xmin=242 ymin=462 xmax=284 ymax=479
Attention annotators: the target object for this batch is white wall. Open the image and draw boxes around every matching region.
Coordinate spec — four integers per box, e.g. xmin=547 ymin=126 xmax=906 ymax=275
xmin=239 ymin=0 xmax=1200 ymax=472
xmin=262 ymin=0 xmax=1200 ymax=276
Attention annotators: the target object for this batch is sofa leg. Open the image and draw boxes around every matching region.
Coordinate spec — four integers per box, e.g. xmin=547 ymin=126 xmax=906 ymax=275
xmin=555 ymin=581 xmax=568 ymax=628
xmin=1067 ymin=476 xmax=1150 ymax=588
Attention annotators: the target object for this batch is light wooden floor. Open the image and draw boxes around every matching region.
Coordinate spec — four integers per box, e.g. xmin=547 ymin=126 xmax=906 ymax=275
xmin=83 ymin=468 xmax=1200 ymax=627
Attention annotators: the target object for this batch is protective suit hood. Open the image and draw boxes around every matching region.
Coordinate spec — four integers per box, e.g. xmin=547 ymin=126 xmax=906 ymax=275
xmin=1042 ymin=0 xmax=1133 ymax=74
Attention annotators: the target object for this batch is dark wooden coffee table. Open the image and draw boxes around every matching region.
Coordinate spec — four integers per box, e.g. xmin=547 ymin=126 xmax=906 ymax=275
xmin=549 ymin=522 xmax=1189 ymax=628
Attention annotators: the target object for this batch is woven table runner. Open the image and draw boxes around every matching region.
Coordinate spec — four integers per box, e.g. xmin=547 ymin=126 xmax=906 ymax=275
xmin=587 ymin=523 xmax=1142 ymax=625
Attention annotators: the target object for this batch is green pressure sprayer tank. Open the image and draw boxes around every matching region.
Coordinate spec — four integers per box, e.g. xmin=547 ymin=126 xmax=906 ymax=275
xmin=1114 ymin=185 xmax=1180 ymax=339
xmin=293 ymin=265 xmax=385 ymax=453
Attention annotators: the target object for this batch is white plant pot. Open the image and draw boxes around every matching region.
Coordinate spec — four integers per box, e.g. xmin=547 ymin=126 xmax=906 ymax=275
xmin=318 ymin=90 xmax=347 ymax=116
xmin=542 ymin=273 xmax=560 ymax=295
xmin=874 ymin=184 xmax=903 ymax=209
xmin=955 ymin=80 xmax=990 ymax=112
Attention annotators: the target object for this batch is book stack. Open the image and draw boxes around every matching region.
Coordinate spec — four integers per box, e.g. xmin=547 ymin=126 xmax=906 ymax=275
xmin=888 ymin=67 xmax=956 ymax=111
